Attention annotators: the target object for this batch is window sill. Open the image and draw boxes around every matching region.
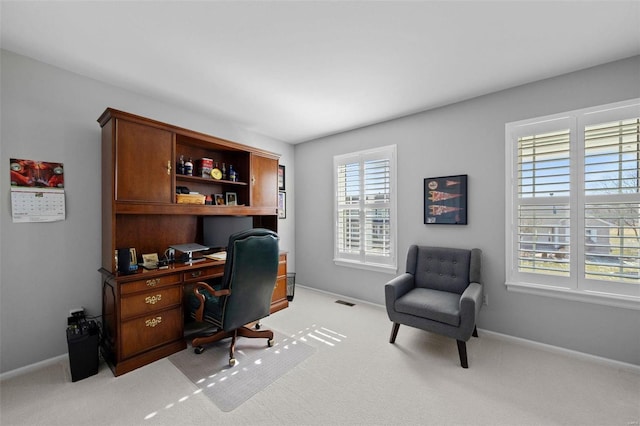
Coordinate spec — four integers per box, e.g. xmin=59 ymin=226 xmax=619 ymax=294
xmin=505 ymin=281 xmax=640 ymax=311
xmin=334 ymin=259 xmax=397 ymax=274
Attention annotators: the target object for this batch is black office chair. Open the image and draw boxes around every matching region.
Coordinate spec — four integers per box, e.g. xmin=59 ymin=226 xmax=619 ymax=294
xmin=187 ymin=228 xmax=280 ymax=366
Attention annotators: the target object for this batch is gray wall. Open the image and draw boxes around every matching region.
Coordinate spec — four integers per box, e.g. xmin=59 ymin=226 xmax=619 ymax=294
xmin=295 ymin=56 xmax=640 ymax=365
xmin=0 ymin=50 xmax=295 ymax=373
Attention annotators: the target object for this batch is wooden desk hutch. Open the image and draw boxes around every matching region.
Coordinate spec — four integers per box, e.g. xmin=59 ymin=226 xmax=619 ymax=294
xmin=98 ymin=108 xmax=287 ymax=376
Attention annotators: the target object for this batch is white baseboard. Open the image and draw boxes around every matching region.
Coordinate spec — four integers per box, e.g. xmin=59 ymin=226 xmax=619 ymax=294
xmin=479 ymin=329 xmax=640 ymax=373
xmin=0 ymin=354 xmax=68 ymax=381
xmin=297 ymin=284 xmax=640 ymax=372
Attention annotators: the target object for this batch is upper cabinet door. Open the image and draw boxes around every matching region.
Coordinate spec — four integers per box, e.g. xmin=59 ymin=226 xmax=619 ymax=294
xmin=115 ymin=120 xmax=174 ymax=203
xmin=250 ymin=153 xmax=278 ymax=208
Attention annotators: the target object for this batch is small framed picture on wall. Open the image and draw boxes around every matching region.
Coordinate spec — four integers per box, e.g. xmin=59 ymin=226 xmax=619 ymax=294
xmin=278 ymin=191 xmax=286 ymax=219
xmin=278 ymin=165 xmax=286 ymax=191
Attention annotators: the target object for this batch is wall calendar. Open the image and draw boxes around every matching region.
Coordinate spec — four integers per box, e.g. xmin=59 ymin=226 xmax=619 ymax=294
xmin=9 ymin=158 xmax=66 ymax=223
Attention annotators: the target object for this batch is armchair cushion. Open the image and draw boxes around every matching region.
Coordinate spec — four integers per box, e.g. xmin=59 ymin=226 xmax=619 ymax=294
xmin=394 ymin=288 xmax=461 ymax=327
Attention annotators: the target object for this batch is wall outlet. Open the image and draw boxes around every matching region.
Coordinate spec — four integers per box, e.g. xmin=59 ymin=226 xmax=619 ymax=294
xmin=483 ymin=294 xmax=489 ymax=306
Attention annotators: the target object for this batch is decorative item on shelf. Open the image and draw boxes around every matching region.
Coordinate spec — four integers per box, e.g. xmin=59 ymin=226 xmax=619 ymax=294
xmin=177 ymin=155 xmax=185 ymax=175
xmin=424 ymin=174 xmax=468 ymax=225
xmin=222 ymin=163 xmax=227 ymax=180
xmin=211 ymin=161 xmax=222 ymax=180
xmin=214 ymin=193 xmax=225 ymax=205
xmin=226 ymin=192 xmax=237 ymax=206
xmin=184 ymin=157 xmax=193 ymax=176
xmin=196 ymin=158 xmax=213 ymax=178
xmin=229 ymin=165 xmax=237 ymax=182
xmin=177 ymin=193 xmax=206 ymax=204
xmin=205 ymin=195 xmax=213 ymax=205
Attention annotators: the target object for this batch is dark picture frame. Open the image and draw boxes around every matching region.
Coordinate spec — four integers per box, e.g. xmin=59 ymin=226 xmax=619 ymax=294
xmin=424 ymin=174 xmax=468 ymax=225
xmin=278 ymin=165 xmax=286 ymax=191
xmin=278 ymin=191 xmax=286 ymax=219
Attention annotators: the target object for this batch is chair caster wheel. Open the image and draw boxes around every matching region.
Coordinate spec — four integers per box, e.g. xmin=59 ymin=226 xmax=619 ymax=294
xmin=267 ymin=339 xmax=274 ymax=347
xmin=229 ymin=358 xmax=237 ymax=367
xmin=194 ymin=346 xmax=205 ymax=354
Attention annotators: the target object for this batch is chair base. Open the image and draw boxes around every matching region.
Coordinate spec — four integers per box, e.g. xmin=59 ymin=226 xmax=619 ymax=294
xmin=192 ymin=326 xmax=274 ymax=366
xmin=389 ymin=323 xmax=478 ymax=368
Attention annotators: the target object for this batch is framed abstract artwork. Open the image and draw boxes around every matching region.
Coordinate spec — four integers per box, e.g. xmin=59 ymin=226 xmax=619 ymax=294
xmin=424 ymin=174 xmax=468 ymax=225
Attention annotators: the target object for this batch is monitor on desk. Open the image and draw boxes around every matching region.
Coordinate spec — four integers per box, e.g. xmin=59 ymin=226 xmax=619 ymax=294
xmin=202 ymin=216 xmax=253 ymax=251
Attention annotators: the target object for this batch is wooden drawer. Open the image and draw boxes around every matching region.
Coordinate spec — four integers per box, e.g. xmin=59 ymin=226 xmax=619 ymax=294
xmin=120 ymin=307 xmax=183 ymax=359
xmin=121 ymin=286 xmax=182 ymax=320
xmin=182 ymin=264 xmax=224 ymax=283
xmin=120 ymin=273 xmax=181 ymax=295
xmin=273 ymin=275 xmax=287 ymax=303
xmin=278 ymin=259 xmax=286 ymax=277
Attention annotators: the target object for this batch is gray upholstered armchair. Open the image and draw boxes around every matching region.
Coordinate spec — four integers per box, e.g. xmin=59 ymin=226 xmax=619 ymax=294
xmin=385 ymin=245 xmax=482 ymax=368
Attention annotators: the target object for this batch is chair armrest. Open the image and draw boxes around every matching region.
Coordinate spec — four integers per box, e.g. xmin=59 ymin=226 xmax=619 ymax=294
xmin=385 ymin=273 xmax=415 ymax=304
xmin=192 ymin=282 xmax=231 ymax=322
xmin=459 ymin=282 xmax=483 ymax=334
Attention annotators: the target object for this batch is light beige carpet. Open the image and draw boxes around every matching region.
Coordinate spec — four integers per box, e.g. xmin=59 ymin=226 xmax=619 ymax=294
xmin=1 ymin=286 xmax=638 ymax=425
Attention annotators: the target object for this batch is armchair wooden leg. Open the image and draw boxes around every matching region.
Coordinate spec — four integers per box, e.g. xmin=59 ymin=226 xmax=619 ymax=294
xmin=457 ymin=340 xmax=469 ymax=368
xmin=390 ymin=322 xmax=400 ymax=343
xmin=472 ymin=326 xmax=478 ymax=338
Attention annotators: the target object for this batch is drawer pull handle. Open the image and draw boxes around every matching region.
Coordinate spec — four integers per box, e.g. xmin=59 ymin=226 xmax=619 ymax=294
xmin=146 ymin=278 xmax=160 ymax=287
xmin=191 ymin=271 xmax=202 ymax=278
xmin=145 ymin=316 xmax=162 ymax=327
xmin=145 ymin=294 xmax=162 ymax=305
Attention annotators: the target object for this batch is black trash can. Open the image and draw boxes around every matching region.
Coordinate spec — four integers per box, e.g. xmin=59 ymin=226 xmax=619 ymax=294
xmin=66 ymin=320 xmax=99 ymax=382
xmin=286 ymin=272 xmax=296 ymax=301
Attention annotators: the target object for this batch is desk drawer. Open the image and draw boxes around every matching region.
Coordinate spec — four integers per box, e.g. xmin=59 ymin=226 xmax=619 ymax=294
xmin=182 ymin=264 xmax=224 ymax=283
xmin=121 ymin=273 xmax=181 ymax=295
xmin=120 ymin=307 xmax=183 ymax=359
xmin=121 ymin=286 xmax=182 ymax=320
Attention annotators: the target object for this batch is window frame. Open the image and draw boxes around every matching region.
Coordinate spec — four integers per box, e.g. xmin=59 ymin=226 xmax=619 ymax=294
xmin=333 ymin=144 xmax=397 ymax=274
xmin=505 ymin=99 xmax=640 ymax=310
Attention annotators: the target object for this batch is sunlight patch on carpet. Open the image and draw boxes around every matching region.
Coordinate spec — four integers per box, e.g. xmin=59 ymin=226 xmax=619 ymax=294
xmin=168 ymin=330 xmax=315 ymax=412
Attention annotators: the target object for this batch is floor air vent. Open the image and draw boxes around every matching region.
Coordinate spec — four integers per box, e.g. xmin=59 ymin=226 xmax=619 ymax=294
xmin=335 ymin=300 xmax=355 ymax=307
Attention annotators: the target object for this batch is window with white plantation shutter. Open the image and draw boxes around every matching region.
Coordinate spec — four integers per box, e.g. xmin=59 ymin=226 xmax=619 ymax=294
xmin=583 ymin=117 xmax=640 ymax=284
xmin=506 ymin=99 xmax=640 ymax=308
xmin=334 ymin=145 xmax=397 ymax=272
xmin=517 ymin=129 xmax=571 ymax=278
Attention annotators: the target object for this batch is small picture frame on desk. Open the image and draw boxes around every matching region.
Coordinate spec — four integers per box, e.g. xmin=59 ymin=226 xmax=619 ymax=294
xmin=214 ymin=193 xmax=225 ymax=205
xmin=278 ymin=191 xmax=286 ymax=219
xmin=226 ymin=192 xmax=237 ymax=206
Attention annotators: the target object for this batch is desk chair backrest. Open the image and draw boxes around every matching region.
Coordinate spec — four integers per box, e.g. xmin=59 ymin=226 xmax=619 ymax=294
xmin=219 ymin=228 xmax=280 ymax=332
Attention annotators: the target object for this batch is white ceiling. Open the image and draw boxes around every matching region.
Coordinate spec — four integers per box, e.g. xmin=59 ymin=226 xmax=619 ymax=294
xmin=2 ymin=1 xmax=639 ymax=143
